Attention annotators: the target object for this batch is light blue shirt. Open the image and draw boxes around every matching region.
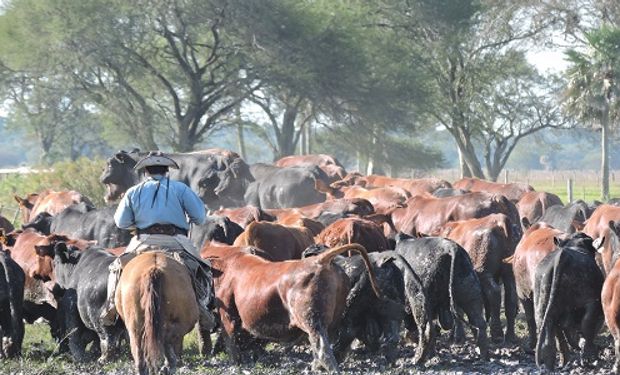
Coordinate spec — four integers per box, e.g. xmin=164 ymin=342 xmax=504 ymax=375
xmin=114 ymin=175 xmax=206 ymax=231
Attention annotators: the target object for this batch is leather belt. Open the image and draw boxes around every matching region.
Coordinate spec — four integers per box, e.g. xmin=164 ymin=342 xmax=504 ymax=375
xmin=137 ymin=224 xmax=188 ymax=237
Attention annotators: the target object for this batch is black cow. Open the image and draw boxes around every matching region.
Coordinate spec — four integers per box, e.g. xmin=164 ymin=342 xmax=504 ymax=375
xmin=189 ymin=215 xmax=244 ymax=249
xmin=23 ymin=203 xmax=131 ymax=248
xmin=0 ymin=247 xmax=25 ymax=358
xmin=51 ymin=243 xmax=125 ymax=362
xmin=100 ymin=149 xmax=249 ymax=208
xmin=395 ymin=234 xmax=489 ymax=360
xmin=537 ymin=200 xmax=591 ymax=233
xmin=302 ymin=246 xmax=432 ymax=365
xmin=242 ymin=163 xmax=333 ymax=209
xmin=534 ymin=232 xmax=604 ymax=371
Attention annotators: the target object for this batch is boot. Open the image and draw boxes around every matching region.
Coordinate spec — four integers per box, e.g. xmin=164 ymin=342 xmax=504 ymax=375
xmin=100 ymin=259 xmax=122 ymax=326
xmin=194 ymin=265 xmax=216 ymax=330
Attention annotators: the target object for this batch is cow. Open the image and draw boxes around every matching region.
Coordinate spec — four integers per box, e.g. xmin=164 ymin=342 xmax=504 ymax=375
xmin=517 ymin=191 xmax=563 ymax=224
xmin=243 ymin=163 xmax=336 ymax=209
xmin=15 ymin=190 xmax=95 ymax=223
xmin=0 ymin=245 xmax=25 ymax=358
xmin=202 ymin=243 xmax=381 ymax=373
xmin=212 ymin=206 xmax=276 ymax=228
xmin=189 ymin=215 xmax=244 ymax=250
xmin=3 ymin=230 xmax=92 ymax=347
xmin=275 ymin=154 xmax=347 ymax=183
xmin=0 ymin=215 xmax=14 ymax=233
xmin=35 ymin=243 xmax=125 ymax=363
xmin=584 ymin=204 xmax=620 ymax=240
xmin=436 ymin=214 xmax=518 ymax=343
xmin=302 ymin=246 xmax=432 ymax=365
xmin=100 ymin=148 xmax=248 ymax=208
xmin=330 ymin=186 xmax=409 ymax=214
xmin=507 ymin=220 xmax=566 ymax=350
xmin=22 ymin=203 xmax=132 ymax=248
xmin=537 ymin=200 xmax=591 ymax=233
xmin=432 ymin=188 xmax=469 ymax=197
xmin=534 ymin=232 xmax=604 ymax=370
xmin=332 ymin=174 xmax=451 ymax=197
xmin=395 ymin=234 xmax=489 ymax=360
xmin=316 ymin=217 xmax=389 ymax=254
xmin=232 ymin=221 xmax=315 ymax=261
xmin=294 ymin=198 xmax=375 ymax=222
xmin=391 ymin=192 xmax=521 ymax=239
xmin=601 ymin=221 xmax=620 ymax=373
xmin=276 ymin=214 xmax=325 ymax=237
xmin=453 ymin=177 xmax=534 ymax=202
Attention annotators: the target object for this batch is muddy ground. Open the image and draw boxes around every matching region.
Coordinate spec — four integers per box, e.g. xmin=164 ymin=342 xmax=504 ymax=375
xmin=0 ymin=319 xmax=617 ymax=375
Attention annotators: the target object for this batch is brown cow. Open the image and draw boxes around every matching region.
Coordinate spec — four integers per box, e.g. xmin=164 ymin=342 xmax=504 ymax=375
xmin=391 ymin=192 xmax=520 ymax=238
xmin=276 ymin=214 xmax=325 ymax=237
xmin=332 ymin=186 xmax=409 ymax=214
xmin=15 ymin=189 xmax=94 ymax=223
xmin=517 ymin=191 xmax=563 ymax=224
xmin=294 ymin=198 xmax=375 ymax=220
xmin=233 ymin=221 xmax=314 ymax=261
xmin=601 ymin=221 xmax=620 ymax=373
xmin=584 ymin=204 xmax=620 ymax=240
xmin=332 ymin=174 xmax=451 ymax=197
xmin=212 ymin=206 xmax=276 ymax=228
xmin=316 ymin=217 xmax=389 ymax=253
xmin=436 ymin=214 xmax=518 ymax=343
xmin=508 ymin=220 xmax=567 ymax=349
xmin=453 ymin=177 xmax=534 ymax=202
xmin=203 ymin=243 xmax=380 ymax=372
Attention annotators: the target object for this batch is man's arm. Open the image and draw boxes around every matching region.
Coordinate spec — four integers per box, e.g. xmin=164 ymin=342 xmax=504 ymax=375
xmin=114 ymin=192 xmax=136 ymax=229
xmin=182 ymin=187 xmax=207 ymax=225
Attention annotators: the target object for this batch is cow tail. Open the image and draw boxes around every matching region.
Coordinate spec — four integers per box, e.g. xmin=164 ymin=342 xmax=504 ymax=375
xmin=141 ymin=267 xmax=163 ymax=372
xmin=448 ymin=247 xmax=459 ymax=321
xmin=317 ymin=244 xmax=382 ymax=298
xmin=535 ymin=250 xmax=564 ymax=367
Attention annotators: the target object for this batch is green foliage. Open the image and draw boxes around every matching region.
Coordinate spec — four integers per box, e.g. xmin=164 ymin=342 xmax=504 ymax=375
xmin=0 ymin=158 xmax=106 ymax=224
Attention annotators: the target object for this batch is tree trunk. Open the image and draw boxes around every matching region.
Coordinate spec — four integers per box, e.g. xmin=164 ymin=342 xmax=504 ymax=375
xmin=458 ymin=147 xmax=471 ymax=178
xmin=601 ymin=107 xmax=610 ymax=201
xmin=306 ymin=123 xmax=312 ymax=154
xmin=277 ymin=104 xmax=299 ymax=158
xmin=236 ymin=106 xmax=247 ymax=159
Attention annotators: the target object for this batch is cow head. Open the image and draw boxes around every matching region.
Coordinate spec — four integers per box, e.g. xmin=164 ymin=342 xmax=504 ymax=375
xmin=32 ymin=234 xmax=72 ymax=282
xmin=554 ymin=232 xmax=596 ymax=256
xmin=100 ymin=150 xmax=140 ymax=203
xmin=210 ymin=158 xmax=253 ymax=204
xmin=52 ymin=242 xmax=81 ymax=289
xmin=21 ymin=212 xmax=53 ymax=234
xmin=330 ymin=172 xmax=366 ymax=189
xmin=14 ymin=193 xmax=39 ymax=223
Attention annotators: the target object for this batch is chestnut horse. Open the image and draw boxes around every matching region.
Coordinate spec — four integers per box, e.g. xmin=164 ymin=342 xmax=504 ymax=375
xmin=115 ymin=252 xmax=198 ymax=375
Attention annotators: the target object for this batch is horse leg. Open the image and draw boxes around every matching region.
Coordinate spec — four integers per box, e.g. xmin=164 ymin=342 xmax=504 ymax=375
xmin=162 ymin=339 xmax=178 ymax=375
xmin=127 ymin=328 xmax=147 ymax=375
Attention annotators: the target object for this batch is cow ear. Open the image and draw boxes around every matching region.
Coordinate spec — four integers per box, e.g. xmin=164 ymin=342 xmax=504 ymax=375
xmin=593 ymin=237 xmax=605 ymax=252
xmin=114 ymin=151 xmax=129 ymax=163
xmin=553 ymin=236 xmax=562 ymax=247
xmin=54 ymin=242 xmax=70 ymax=263
xmin=521 ymin=217 xmax=531 ymax=230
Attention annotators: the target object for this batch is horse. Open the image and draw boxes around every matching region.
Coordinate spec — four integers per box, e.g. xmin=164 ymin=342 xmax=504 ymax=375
xmin=115 ymin=251 xmax=198 ymax=375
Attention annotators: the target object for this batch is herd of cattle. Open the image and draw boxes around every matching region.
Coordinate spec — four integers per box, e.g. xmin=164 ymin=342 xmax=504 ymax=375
xmin=2 ymin=148 xmax=620 ymax=373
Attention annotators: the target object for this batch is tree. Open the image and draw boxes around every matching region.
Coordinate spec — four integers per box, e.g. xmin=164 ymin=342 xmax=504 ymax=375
xmin=564 ymin=26 xmax=620 ymax=200
xmin=0 ymin=0 xmax=255 ymax=152
xmin=373 ymin=0 xmax=563 ymax=179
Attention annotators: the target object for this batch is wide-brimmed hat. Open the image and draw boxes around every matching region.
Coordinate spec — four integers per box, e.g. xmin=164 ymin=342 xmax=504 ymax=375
xmin=134 ymin=151 xmax=179 ymax=170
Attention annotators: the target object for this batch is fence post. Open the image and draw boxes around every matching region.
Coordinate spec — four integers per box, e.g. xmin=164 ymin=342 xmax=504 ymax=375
xmin=504 ymin=169 xmax=508 ymax=184
xmin=567 ymin=178 xmax=573 ymax=204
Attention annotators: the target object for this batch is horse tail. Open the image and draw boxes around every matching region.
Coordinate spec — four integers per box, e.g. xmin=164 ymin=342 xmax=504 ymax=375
xmin=141 ymin=266 xmax=164 ymax=372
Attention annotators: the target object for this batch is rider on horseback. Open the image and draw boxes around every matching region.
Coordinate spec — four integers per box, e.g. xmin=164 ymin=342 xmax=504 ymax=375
xmin=101 ymin=151 xmax=214 ymax=327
